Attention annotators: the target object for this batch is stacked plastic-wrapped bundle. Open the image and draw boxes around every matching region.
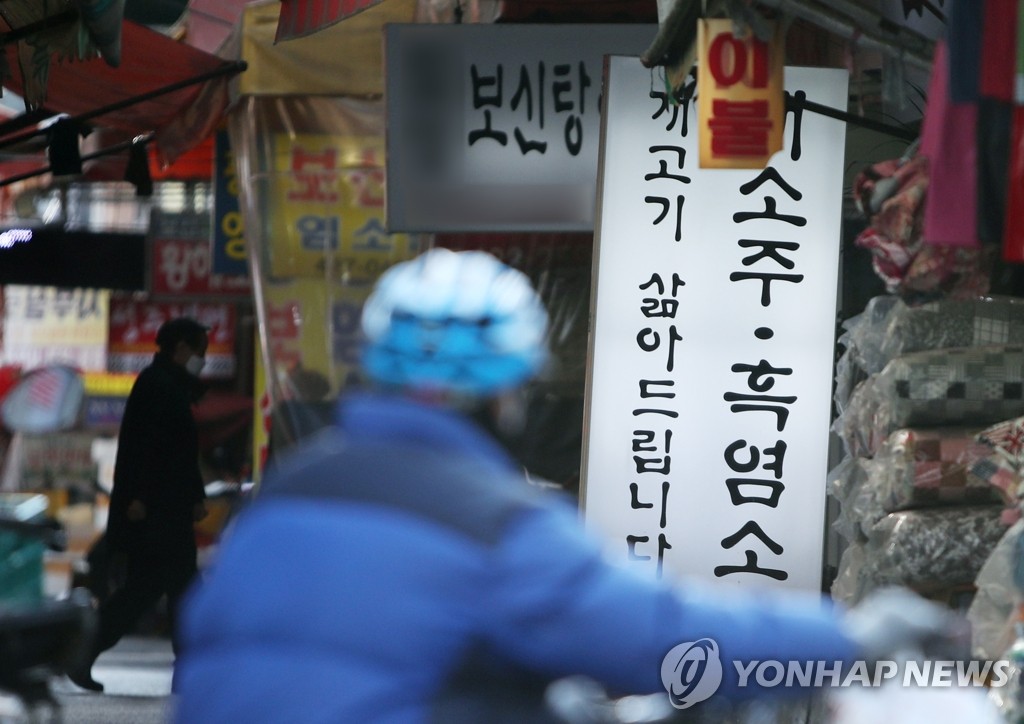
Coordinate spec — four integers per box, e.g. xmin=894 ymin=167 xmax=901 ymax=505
xmin=834 ymin=295 xmax=1024 ymax=415
xmin=830 ymin=296 xmax=1024 ymax=605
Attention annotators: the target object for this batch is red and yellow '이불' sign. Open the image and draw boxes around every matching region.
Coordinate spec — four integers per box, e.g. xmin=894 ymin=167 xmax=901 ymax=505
xmin=697 ymin=19 xmax=784 ymax=169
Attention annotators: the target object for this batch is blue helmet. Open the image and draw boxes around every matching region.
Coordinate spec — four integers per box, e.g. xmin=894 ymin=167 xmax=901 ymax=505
xmin=360 ymin=249 xmax=549 ymax=396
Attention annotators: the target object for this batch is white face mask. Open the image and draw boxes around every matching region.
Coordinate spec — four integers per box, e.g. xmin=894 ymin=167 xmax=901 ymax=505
xmin=185 ymin=355 xmax=206 ymax=377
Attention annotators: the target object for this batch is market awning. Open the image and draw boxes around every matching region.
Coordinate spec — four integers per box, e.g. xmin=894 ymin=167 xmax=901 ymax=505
xmin=0 ymin=20 xmax=245 ymax=165
xmin=186 ymin=0 xmax=255 ymax=54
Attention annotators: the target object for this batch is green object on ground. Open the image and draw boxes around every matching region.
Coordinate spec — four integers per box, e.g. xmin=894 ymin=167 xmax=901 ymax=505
xmin=0 ymin=494 xmax=49 ymax=606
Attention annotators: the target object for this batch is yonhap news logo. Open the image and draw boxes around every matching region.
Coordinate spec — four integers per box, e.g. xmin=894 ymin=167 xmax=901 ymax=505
xmin=660 ymin=639 xmax=724 ymax=709
xmin=660 ymin=639 xmax=1011 ymax=709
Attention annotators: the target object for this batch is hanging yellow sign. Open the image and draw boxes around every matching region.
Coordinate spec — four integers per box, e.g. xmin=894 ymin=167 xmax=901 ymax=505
xmin=697 ymin=19 xmax=784 ymax=169
xmin=268 ymin=134 xmax=416 ymax=280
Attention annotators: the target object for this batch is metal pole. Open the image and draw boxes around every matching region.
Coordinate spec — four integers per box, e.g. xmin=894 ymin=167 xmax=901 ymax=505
xmin=787 ymin=94 xmax=917 ymax=141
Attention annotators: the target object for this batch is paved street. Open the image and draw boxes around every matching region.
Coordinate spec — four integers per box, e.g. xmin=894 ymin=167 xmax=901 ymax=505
xmin=52 ymin=636 xmax=175 ymax=724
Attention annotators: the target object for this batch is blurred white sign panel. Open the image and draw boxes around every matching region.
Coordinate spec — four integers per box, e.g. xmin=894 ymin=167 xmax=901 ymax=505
xmin=582 ymin=58 xmax=848 ymax=592
xmin=3 ymin=286 xmax=109 ymax=372
xmin=384 ymin=24 xmax=655 ymax=233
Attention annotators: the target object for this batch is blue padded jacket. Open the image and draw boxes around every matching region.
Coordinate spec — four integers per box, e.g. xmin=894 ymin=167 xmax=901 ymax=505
xmin=173 ymin=393 xmax=857 ymax=723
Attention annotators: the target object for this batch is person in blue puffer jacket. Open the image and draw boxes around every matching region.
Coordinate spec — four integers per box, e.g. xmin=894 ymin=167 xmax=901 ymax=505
xmin=172 ymin=249 xmax=963 ymax=724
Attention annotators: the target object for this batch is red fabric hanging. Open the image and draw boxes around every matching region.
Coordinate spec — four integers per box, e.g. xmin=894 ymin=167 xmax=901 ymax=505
xmin=1004 ymin=108 xmax=1024 ymax=262
xmin=980 ymin=0 xmax=1017 ymax=102
xmin=921 ymin=42 xmax=979 ymax=248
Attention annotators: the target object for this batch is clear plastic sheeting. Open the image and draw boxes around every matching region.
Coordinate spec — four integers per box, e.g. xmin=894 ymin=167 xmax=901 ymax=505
xmin=831 ymin=505 xmax=1007 ymax=605
xmin=831 ymin=541 xmax=869 ymax=605
xmin=434 ymin=234 xmax=592 ymax=394
xmin=969 ymin=519 xmax=1024 ymax=662
xmin=232 ymin=95 xmax=595 ymax=484
xmin=229 ymin=95 xmax=428 ymax=466
xmin=827 ymin=455 xmax=877 ymax=542
xmin=835 ymin=295 xmax=902 ymax=414
xmin=435 ymin=233 xmax=594 ymax=489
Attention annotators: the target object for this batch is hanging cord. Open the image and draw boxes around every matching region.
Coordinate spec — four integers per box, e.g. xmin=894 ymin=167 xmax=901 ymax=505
xmin=846 ymin=29 xmax=864 ymax=117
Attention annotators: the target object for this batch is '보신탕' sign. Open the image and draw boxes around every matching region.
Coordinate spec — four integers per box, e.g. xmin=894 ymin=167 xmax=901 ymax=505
xmin=385 ymin=24 xmax=655 ymax=233
xmin=581 ymin=58 xmax=848 ymax=591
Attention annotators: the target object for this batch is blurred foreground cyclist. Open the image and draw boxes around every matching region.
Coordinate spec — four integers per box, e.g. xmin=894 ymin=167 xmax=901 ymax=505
xmin=173 ymin=249 xmax=962 ymax=723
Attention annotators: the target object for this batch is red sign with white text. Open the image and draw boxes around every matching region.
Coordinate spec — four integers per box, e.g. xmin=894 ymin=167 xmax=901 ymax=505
xmin=152 ymin=238 xmax=252 ymax=298
xmin=108 ymin=300 xmax=237 ymax=379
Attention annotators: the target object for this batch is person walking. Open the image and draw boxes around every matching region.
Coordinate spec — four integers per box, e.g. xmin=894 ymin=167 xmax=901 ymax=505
xmin=70 ymin=317 xmax=209 ymax=693
xmin=173 ymin=250 xmax=962 ymax=722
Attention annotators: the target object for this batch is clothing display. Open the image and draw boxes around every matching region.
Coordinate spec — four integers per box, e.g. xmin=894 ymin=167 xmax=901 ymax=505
xmin=828 ymin=456 xmax=875 ymax=543
xmin=977 ymin=99 xmax=1013 ymax=248
xmin=922 ymin=43 xmax=979 ymax=249
xmin=831 ymin=293 xmax=1023 ymax=614
xmin=851 ymin=157 xmax=927 ymax=293
xmin=840 ymin=10 xmax=1024 ymax=639
xmin=886 ymin=345 xmax=1024 ymax=427
xmin=852 ymin=150 xmax=991 ymax=299
xmin=947 ymin=0 xmax=984 ymax=103
xmin=979 ymin=0 xmax=1017 ymax=103
xmin=924 ymin=3 xmax=1024 ymax=266
xmin=1005 ymin=106 xmax=1024 ymax=263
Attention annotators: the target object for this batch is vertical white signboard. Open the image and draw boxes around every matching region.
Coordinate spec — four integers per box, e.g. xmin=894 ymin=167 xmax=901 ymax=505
xmin=582 ymin=58 xmax=848 ymax=591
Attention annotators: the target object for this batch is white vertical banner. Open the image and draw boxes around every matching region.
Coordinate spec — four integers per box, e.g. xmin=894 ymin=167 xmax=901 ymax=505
xmin=581 ymin=59 xmax=848 ymax=591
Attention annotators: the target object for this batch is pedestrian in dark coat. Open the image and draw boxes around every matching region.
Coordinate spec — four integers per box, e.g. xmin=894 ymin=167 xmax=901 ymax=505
xmin=69 ymin=317 xmax=209 ymax=693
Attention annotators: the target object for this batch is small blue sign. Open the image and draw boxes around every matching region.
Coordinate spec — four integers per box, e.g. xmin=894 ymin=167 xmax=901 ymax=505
xmin=212 ymin=129 xmax=249 ymax=277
